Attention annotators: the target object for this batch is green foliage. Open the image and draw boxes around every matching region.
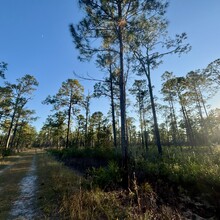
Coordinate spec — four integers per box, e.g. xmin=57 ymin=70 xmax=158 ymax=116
xmin=0 ymin=62 xmax=7 ymax=79
xmin=50 ymin=145 xmax=220 ymax=209
xmin=1 ymin=148 xmax=12 ymax=157
xmin=47 ymin=145 xmax=220 ymax=218
xmin=2 ymin=74 xmax=38 ymax=150
xmin=88 ymin=161 xmax=122 ymax=189
xmin=47 ymin=149 xmax=64 ymax=159
xmin=140 ymin=182 xmax=153 ymax=194
xmin=38 ymin=153 xmax=159 ymax=220
xmin=49 ymin=147 xmax=121 ymax=161
xmin=135 ymin=145 xmax=220 ymax=204
xmin=49 ymin=148 xmax=123 ymax=189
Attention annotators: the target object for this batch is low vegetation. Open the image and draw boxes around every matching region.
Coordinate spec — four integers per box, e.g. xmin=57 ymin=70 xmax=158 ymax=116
xmin=135 ymin=146 xmax=220 ymax=211
xmin=46 ymin=145 xmax=220 ymax=219
xmin=36 ymin=151 xmax=183 ymax=219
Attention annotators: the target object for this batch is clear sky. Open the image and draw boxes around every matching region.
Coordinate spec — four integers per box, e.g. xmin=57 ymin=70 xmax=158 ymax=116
xmin=0 ymin=0 xmax=220 ymax=131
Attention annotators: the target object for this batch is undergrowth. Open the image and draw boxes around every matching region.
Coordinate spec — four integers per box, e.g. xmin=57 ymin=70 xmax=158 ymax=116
xmin=135 ymin=145 xmax=220 ymax=207
xmin=87 ymin=160 xmax=122 ymax=189
xmin=37 ymin=152 xmax=181 ymax=219
xmin=48 ymin=147 xmax=121 ymax=161
xmin=47 ymin=145 xmax=220 ymax=218
xmin=49 ymin=146 xmax=220 ymax=196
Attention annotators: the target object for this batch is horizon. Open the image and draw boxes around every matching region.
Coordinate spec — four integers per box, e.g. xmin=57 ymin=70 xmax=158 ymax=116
xmin=0 ymin=0 xmax=220 ymax=132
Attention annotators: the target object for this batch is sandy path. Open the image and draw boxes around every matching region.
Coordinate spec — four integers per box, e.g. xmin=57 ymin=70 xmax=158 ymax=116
xmin=8 ymin=155 xmax=38 ymax=220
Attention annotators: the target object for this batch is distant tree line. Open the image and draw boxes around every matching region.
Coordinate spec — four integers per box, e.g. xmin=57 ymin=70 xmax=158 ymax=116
xmin=0 ymin=63 xmax=38 ymax=156
xmin=38 ymin=58 xmax=220 ymax=153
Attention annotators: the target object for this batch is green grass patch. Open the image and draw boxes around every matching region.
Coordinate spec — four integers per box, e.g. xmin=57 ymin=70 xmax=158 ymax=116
xmin=49 ymin=146 xmax=220 ymax=200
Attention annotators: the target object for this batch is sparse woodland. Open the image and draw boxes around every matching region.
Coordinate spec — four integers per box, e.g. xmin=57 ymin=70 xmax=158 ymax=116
xmin=1 ymin=1 xmax=220 ymax=219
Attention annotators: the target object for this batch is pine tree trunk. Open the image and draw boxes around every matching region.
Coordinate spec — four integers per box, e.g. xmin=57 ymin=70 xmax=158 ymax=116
xmin=118 ymin=1 xmax=129 ymax=187
xmin=169 ymin=98 xmax=179 ymax=146
xmin=85 ymin=95 xmax=90 ymax=147
xmin=146 ymin=66 xmax=162 ymax=155
xmin=142 ymin=110 xmax=148 ymax=157
xmin=138 ymin=93 xmax=144 ymax=149
xmin=5 ymin=99 xmax=19 ymax=150
xmin=10 ymin=119 xmax=19 ymax=148
xmin=66 ymin=101 xmax=72 ymax=148
xmin=110 ymin=66 xmax=117 ymax=149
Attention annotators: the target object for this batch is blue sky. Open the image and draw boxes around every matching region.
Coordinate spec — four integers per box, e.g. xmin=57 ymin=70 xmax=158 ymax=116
xmin=0 ymin=0 xmax=220 ymax=131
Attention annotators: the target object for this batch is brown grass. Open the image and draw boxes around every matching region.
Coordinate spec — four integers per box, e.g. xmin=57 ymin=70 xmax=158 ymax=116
xmin=0 ymin=154 xmax=21 ymax=171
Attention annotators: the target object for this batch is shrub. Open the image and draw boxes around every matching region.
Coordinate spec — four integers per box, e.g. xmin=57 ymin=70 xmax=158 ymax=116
xmin=47 ymin=149 xmax=64 ymax=159
xmin=49 ymin=147 xmax=121 ymax=161
xmin=1 ymin=148 xmax=12 ymax=157
xmin=88 ymin=161 xmax=122 ymax=189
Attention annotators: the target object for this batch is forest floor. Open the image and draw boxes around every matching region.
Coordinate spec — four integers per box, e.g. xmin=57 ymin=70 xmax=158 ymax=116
xmin=0 ymin=148 xmax=219 ymax=219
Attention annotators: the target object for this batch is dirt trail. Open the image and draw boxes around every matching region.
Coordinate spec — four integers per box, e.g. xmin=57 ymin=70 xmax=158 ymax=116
xmin=6 ymin=153 xmax=39 ymax=220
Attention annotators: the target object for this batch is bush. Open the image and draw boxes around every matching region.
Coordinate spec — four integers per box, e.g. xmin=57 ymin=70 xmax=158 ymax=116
xmin=88 ymin=161 xmax=122 ymax=189
xmin=1 ymin=148 xmax=12 ymax=157
xmin=47 ymin=149 xmax=64 ymax=159
xmin=134 ymin=146 xmax=220 ymax=207
xmin=49 ymin=147 xmax=121 ymax=161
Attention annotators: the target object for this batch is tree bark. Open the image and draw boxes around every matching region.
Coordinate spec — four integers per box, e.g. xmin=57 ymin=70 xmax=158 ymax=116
xmin=109 ymin=64 xmax=117 ymax=150
xmin=118 ymin=0 xmax=128 ymax=187
xmin=142 ymin=109 xmax=148 ymax=157
xmin=138 ymin=92 xmax=144 ymax=149
xmin=5 ymin=98 xmax=19 ymax=150
xmin=147 ymin=73 xmax=162 ymax=155
xmin=85 ymin=95 xmax=90 ymax=147
xmin=169 ymin=98 xmax=179 ymax=146
xmin=66 ymin=100 xmax=72 ymax=148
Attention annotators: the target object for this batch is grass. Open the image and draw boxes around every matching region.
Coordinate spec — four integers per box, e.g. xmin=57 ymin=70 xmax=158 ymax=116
xmin=0 ymin=154 xmax=21 ymax=171
xmin=36 ymin=151 xmax=182 ymax=219
xmin=2 ymin=146 xmax=217 ymax=219
xmin=36 ymin=152 xmax=81 ymax=219
xmin=134 ymin=145 xmax=220 ymax=209
xmin=49 ymin=145 xmax=220 ymax=198
xmin=2 ymin=146 xmax=215 ymax=219
xmin=48 ymin=145 xmax=220 ymax=218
